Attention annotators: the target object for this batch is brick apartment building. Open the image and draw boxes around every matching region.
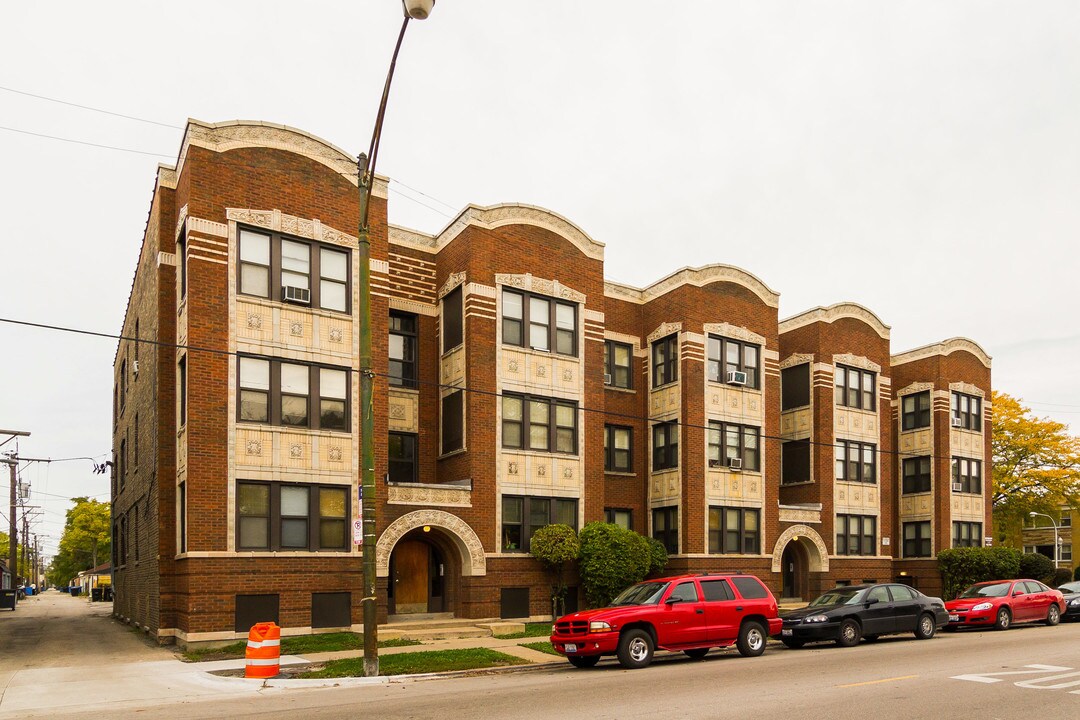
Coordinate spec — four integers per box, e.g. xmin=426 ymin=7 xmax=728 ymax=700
xmin=111 ymin=120 xmax=992 ymax=646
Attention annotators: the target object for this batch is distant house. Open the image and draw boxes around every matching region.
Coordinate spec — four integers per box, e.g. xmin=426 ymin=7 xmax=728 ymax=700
xmin=74 ymin=563 xmax=112 ymax=594
xmin=1 ymin=559 xmax=11 ymax=590
xmin=1023 ymin=506 xmax=1076 ymax=573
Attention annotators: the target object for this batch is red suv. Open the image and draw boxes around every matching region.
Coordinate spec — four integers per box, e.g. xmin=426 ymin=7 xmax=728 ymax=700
xmin=550 ymin=574 xmax=783 ymax=669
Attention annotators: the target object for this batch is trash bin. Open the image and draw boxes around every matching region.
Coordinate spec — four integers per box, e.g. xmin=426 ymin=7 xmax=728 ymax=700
xmin=0 ymin=589 xmax=16 ymax=611
xmin=102 ymin=586 xmax=113 ymax=601
xmin=91 ymin=587 xmax=103 ymax=602
xmin=70 ymin=587 xmax=80 ymax=597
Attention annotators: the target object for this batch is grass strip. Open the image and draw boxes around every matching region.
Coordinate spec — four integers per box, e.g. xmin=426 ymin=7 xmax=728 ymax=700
xmin=297 ymin=648 xmax=528 ymax=678
xmin=519 ymin=641 xmax=561 ymax=656
xmin=181 ymin=633 xmax=418 ymax=662
xmin=493 ymin=622 xmax=553 ymax=639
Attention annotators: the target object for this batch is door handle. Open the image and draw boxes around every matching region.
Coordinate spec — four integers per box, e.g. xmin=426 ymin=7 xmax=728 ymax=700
xmin=696 ymin=608 xmax=704 ymax=614
xmin=736 ymin=606 xmax=744 ymax=612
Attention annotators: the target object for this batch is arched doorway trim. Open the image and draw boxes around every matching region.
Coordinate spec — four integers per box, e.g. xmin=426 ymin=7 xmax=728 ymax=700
xmin=771 ymin=525 xmax=829 ymax=573
xmin=376 ymin=510 xmax=486 ymax=578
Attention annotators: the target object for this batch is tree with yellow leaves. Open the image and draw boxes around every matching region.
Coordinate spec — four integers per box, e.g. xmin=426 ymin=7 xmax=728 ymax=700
xmin=992 ymin=392 xmax=1080 ymax=546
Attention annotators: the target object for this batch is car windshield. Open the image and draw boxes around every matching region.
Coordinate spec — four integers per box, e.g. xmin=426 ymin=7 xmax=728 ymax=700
xmin=960 ymin=582 xmax=1012 ymax=598
xmin=1058 ymin=581 xmax=1080 ymax=593
xmin=808 ymin=587 xmax=865 ymax=607
xmin=610 ymin=582 xmax=669 ymax=606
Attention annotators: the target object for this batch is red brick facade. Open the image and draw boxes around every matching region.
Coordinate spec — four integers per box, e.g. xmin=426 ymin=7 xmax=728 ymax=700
xmin=111 ymin=121 xmax=992 ymax=645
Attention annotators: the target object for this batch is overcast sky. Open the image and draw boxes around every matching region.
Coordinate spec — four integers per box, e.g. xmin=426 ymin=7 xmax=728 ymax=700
xmin=2 ymin=1 xmax=1078 ymax=558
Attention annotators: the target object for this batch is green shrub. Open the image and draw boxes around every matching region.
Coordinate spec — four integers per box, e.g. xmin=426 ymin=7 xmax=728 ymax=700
xmin=1018 ymin=552 xmax=1056 ymax=584
xmin=1050 ymin=568 xmax=1073 ymax=588
xmin=937 ymin=546 xmax=1023 ymax=600
xmin=529 ymin=524 xmax=580 ymax=618
xmin=578 ymin=522 xmax=651 ymax=609
xmin=646 ymin=537 xmax=668 ymax=577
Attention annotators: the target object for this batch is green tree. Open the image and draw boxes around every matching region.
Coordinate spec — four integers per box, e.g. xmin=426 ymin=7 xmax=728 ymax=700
xmin=578 ymin=522 xmax=653 ymax=608
xmin=529 ymin=524 xmax=580 ymax=618
xmin=992 ymin=392 xmax=1080 ymax=546
xmin=46 ymin=497 xmax=111 ymax=587
xmin=0 ymin=531 xmax=30 ymax=580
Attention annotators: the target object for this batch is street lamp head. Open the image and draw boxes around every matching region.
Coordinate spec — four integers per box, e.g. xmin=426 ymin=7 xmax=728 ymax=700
xmin=403 ymin=0 xmax=435 ymax=20
xmin=1030 ymin=511 xmax=1037 ymax=517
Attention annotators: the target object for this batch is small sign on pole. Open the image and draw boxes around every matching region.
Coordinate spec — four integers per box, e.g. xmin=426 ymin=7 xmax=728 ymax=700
xmin=353 ymin=519 xmax=363 ymax=546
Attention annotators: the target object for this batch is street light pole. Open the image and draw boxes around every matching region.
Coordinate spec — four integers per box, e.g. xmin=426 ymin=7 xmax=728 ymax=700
xmin=1029 ymin=511 xmax=1061 ymax=569
xmin=357 ymin=0 xmax=435 ymax=678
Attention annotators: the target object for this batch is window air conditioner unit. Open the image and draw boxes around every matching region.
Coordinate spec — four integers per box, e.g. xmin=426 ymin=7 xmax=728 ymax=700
xmin=951 ymin=482 xmax=963 ymax=492
xmin=951 ymin=417 xmax=964 ymax=428
xmin=726 ymin=370 xmax=748 ymax=386
xmin=728 ymin=457 xmax=743 ymax=470
xmin=603 ymin=373 xmax=612 ymax=385
xmin=132 ymin=360 xmax=139 ymax=376
xmin=282 ymin=285 xmax=311 ymax=304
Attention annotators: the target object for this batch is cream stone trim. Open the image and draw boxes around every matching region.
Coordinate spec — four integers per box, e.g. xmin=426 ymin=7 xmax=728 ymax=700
xmin=949 ymin=381 xmax=986 ymax=398
xmin=187 ymin=217 xmax=229 ymax=239
xmin=388 ymin=482 xmax=472 ymax=508
xmin=771 ymin=525 xmax=830 ymax=573
xmin=833 ymin=353 xmax=882 ymax=373
xmin=375 ymin=509 xmax=486 ymax=577
xmin=605 ymin=264 xmax=779 ymax=309
xmin=370 ymin=259 xmax=389 ymax=274
xmin=389 ymin=225 xmax=439 ymax=250
xmin=157 ymin=164 xmax=177 ymax=190
xmin=780 ymin=353 xmax=814 ymax=370
xmin=778 ymin=504 xmax=823 ymax=524
xmin=780 ymin=302 xmax=890 ymax=340
xmin=175 ymin=205 xmax=189 ymax=241
xmin=438 ymin=272 xmax=466 ymax=299
xmin=225 ymin=208 xmax=357 ymax=248
xmin=443 ymin=204 xmax=604 ymax=260
xmin=703 ymin=322 xmax=767 ymax=346
xmin=178 ymin=119 xmax=370 ymax=191
xmin=897 ymin=381 xmax=934 ymax=397
xmin=647 ymin=321 xmax=682 ymax=345
xmin=389 ymin=297 xmax=437 ymax=317
xmin=583 ymin=308 xmax=605 ymax=324
xmin=604 ymin=330 xmax=641 ymax=348
xmin=157 ymin=252 xmax=176 ymax=267
xmin=892 ymin=337 xmax=992 ymax=369
xmin=495 ymin=273 xmax=586 ymax=304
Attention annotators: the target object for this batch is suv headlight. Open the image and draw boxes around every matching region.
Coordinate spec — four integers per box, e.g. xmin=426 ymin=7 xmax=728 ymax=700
xmin=971 ymin=602 xmax=993 ymax=611
xmin=589 ymin=621 xmax=612 ymax=632
xmin=804 ymin=614 xmax=830 ymax=623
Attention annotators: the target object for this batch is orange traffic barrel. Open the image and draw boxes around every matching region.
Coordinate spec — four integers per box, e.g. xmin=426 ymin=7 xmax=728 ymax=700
xmin=244 ymin=622 xmax=281 ymax=679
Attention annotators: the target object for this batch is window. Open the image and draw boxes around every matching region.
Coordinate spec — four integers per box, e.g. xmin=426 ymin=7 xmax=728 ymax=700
xmin=781 ymin=363 xmax=810 ymax=410
xmin=1062 ymin=511 xmax=1072 ymax=528
xmin=388 ymin=432 xmax=418 ymax=483
xmin=902 ymin=391 xmax=931 ymax=430
xmin=835 ymin=365 xmax=876 ymax=411
xmin=1063 ymin=544 xmax=1073 ymax=562
xmin=133 ymin=415 xmax=139 ymax=471
xmin=605 ymin=508 xmax=632 ymax=530
xmin=903 ymin=521 xmax=932 ymax=558
xmin=178 ymin=355 xmax=187 ymax=427
xmin=389 ymin=312 xmax=418 ymax=388
xmin=669 ymin=581 xmax=699 ymax=603
xmin=178 ymin=481 xmax=187 ymax=554
xmin=237 ymin=227 xmax=350 ymax=312
xmin=836 ymin=514 xmax=876 ymax=556
xmin=177 ymin=233 xmax=187 ymax=299
xmin=604 ymin=340 xmax=633 ymax=389
xmin=501 ymin=394 xmax=578 ymax=454
xmin=951 ymin=457 xmax=982 ymax=494
xmin=781 ymin=440 xmax=810 ymax=485
xmin=707 ymin=336 xmax=761 ymax=389
xmin=952 ymin=522 xmax=983 ymax=548
xmin=120 ymin=358 xmax=127 ymax=410
xmin=652 ymin=506 xmax=678 ymax=554
xmin=708 ymin=506 xmax=760 ymax=554
xmin=604 ymin=425 xmax=632 ymax=472
xmin=501 ymin=289 xmax=577 ymax=356
xmin=835 ymin=440 xmax=876 ymax=483
xmin=134 ymin=318 xmax=139 ymax=366
xmin=652 ymin=334 xmax=678 ymax=387
xmin=237 ymin=357 xmax=350 ymax=431
xmin=501 ymin=495 xmax=577 ymax=552
xmin=441 ymin=390 xmax=463 ymax=453
xmin=237 ymin=481 xmax=349 ymax=551
xmin=700 ymin=578 xmax=734 ymax=601
xmin=120 ymin=514 xmax=128 ymax=565
xmin=442 ymin=285 xmax=463 ymax=352
xmin=951 ymin=391 xmax=982 ymax=431
xmin=902 ymin=456 xmax=932 ymax=494
xmin=731 ymin=576 xmax=770 ymax=599
xmin=707 ymin=422 xmax=760 ymax=471
xmin=652 ymin=422 xmax=678 ymax=471
xmin=119 ymin=436 xmax=127 ymax=491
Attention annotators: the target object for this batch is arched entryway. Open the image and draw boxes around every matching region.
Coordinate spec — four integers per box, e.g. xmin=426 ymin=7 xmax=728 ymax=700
xmin=781 ymin=542 xmax=808 ymax=601
xmin=771 ymin=525 xmax=829 ymax=602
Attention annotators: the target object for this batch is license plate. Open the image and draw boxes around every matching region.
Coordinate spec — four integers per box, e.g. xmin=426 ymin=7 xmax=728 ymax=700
xmin=948 ymin=614 xmax=959 ymax=622
xmin=781 ymin=629 xmax=792 ymax=636
xmin=564 ymin=643 xmax=577 ymax=653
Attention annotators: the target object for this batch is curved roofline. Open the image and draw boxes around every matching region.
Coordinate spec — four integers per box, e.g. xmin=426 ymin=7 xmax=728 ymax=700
xmin=891 ymin=337 xmax=992 ymax=368
xmin=779 ymin=302 xmax=890 ymax=340
xmin=605 ymin=264 xmax=780 ymax=309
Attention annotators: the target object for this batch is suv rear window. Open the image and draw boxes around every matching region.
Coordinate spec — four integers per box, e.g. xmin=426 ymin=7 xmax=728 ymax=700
xmin=731 ymin=576 xmax=769 ymax=599
xmin=700 ymin=579 xmax=734 ymax=601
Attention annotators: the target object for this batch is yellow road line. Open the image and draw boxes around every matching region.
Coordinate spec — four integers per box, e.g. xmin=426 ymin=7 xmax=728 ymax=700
xmin=837 ymin=675 xmax=918 ymax=688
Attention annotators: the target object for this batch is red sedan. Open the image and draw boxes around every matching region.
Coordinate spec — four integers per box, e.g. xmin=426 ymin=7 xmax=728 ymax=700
xmin=945 ymin=579 xmax=1065 ymax=630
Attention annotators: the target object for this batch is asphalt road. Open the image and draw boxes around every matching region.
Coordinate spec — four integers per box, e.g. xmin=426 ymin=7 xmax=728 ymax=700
xmin=148 ymin=620 xmax=1080 ymax=720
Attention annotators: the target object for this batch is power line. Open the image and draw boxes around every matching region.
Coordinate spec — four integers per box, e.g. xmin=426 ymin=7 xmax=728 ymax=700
xmin=0 ymin=85 xmax=182 ymax=129
xmin=0 ymin=315 xmax=1000 ymax=466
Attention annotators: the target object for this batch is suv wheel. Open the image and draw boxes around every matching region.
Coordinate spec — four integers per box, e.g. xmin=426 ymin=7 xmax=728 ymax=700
xmin=568 ymin=655 xmax=600 ymax=669
xmin=617 ymin=629 xmax=655 ymax=669
xmin=914 ymin=613 xmax=936 ymax=640
xmin=836 ymin=618 xmax=861 ymax=647
xmin=736 ymin=621 xmax=767 ymax=657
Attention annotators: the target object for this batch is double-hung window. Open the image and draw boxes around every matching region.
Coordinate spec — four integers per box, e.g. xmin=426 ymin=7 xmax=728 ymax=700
xmin=237 ymin=481 xmax=348 ymax=551
xmin=952 ymin=392 xmax=982 ymax=431
xmin=706 ymin=336 xmax=760 ymax=389
xmin=604 ymin=508 xmax=632 ymax=529
xmin=902 ymin=391 xmax=931 ymax=430
xmin=501 ymin=495 xmax=578 ymax=552
xmin=951 ymin=457 xmax=982 ymax=494
xmin=903 ymin=521 xmax=932 ymax=558
xmin=238 ymin=227 xmax=350 ymax=312
xmin=652 ymin=506 xmax=678 ymax=554
xmin=952 ymin=522 xmax=982 ymax=548
xmin=501 ymin=394 xmax=578 ymax=454
xmin=389 ymin=312 xmax=418 ymax=388
xmin=239 ymin=229 xmax=271 ymax=298
xmin=707 ymin=422 xmax=760 ymax=471
xmin=708 ymin=506 xmax=760 ymax=554
xmin=319 ymin=247 xmax=348 ymax=312
xmin=441 ymin=390 xmax=464 ymax=453
xmin=652 ymin=334 xmax=678 ymax=387
xmin=388 ymin=432 xmax=418 ymax=483
xmin=835 ymin=440 xmax=876 ymax=483
xmin=280 ymin=363 xmax=310 ymax=426
xmin=902 ymin=456 xmax=932 ymax=494
xmin=652 ymin=422 xmax=678 ymax=471
xmin=603 ymin=340 xmax=633 ymax=389
xmin=836 ymin=514 xmax=876 ymax=556
xmin=604 ymin=425 xmax=633 ymax=472
xmin=835 ymin=365 xmax=876 ymax=411
xmin=237 ymin=357 xmax=349 ymax=431
xmin=501 ymin=289 xmax=577 ymax=356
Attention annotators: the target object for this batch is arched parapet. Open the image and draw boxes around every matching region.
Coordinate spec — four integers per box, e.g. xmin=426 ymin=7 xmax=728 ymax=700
xmin=376 ymin=509 xmax=487 ymax=578
xmin=605 ymin=264 xmax=780 ymax=309
xmin=771 ymin=525 xmax=829 ymax=573
xmin=432 ymin=203 xmax=605 ymax=261
xmin=779 ymin=303 xmax=890 ymax=340
xmin=892 ymin=337 xmax=992 ymax=369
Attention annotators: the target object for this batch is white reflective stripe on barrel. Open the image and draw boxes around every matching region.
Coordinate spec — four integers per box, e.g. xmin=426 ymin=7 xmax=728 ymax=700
xmin=246 ymin=639 xmax=281 ymax=648
xmin=245 ymin=658 xmax=280 ymax=666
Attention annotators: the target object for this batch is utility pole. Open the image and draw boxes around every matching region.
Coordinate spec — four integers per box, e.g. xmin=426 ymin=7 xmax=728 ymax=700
xmin=1 ymin=430 xmax=31 ymax=590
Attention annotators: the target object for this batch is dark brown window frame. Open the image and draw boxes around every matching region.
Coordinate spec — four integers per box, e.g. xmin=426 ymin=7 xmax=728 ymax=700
xmin=604 ymin=507 xmax=633 ymax=530
xmin=652 ymin=422 xmax=679 ymax=471
xmin=441 ymin=390 xmax=464 ymax=453
xmin=902 ymin=455 xmax=932 ymax=494
xmin=781 ymin=363 xmax=811 ymax=410
xmin=501 ymin=495 xmax=578 ymax=552
xmin=388 ymin=431 xmax=418 ymax=483
xmin=835 ymin=364 xmax=877 ymax=411
xmin=236 ymin=480 xmax=350 ymax=552
xmin=236 ymin=356 xmax=350 ymax=432
xmin=441 ymin=285 xmax=463 ymax=352
xmin=951 ymin=456 xmax=982 ymax=494
xmin=178 ymin=355 xmax=187 ymax=428
xmin=903 ymin=520 xmax=932 ymax=558
xmin=604 ymin=424 xmax=633 ymax=472
xmin=707 ymin=421 xmax=761 ymax=471
xmin=236 ymin=225 xmax=352 ymax=314
xmin=835 ymin=439 xmax=877 ymax=483
xmin=501 ymin=288 xmax=578 ymax=357
xmin=708 ymin=506 xmax=761 ymax=554
xmin=952 ymin=521 xmax=983 ymax=548
xmin=501 ymin=393 xmax=579 ymax=455
xmin=836 ymin=514 xmax=877 ymax=556
xmin=389 ymin=311 xmax=418 ymax=389
xmin=652 ymin=506 xmax=679 ymax=554
xmin=652 ymin=334 xmax=678 ymax=388
xmin=951 ymin=391 xmax=983 ymax=431
xmin=706 ymin=335 xmax=761 ymax=389
xmin=781 ymin=439 xmax=811 ymax=485
xmin=603 ymin=340 xmax=633 ymax=389
xmin=902 ymin=391 xmax=931 ymax=430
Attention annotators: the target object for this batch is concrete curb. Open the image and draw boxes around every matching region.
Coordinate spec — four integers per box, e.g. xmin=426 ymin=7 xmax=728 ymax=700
xmin=207 ymin=659 xmax=558 ymax=689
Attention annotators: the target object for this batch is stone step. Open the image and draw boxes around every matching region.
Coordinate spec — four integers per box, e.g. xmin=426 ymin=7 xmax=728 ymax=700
xmin=395 ymin=625 xmax=493 ymax=641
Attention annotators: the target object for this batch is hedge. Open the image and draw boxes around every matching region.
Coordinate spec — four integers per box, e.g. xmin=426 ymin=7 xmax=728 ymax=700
xmin=937 ymin=546 xmax=1022 ymax=600
xmin=578 ymin=522 xmax=653 ymax=608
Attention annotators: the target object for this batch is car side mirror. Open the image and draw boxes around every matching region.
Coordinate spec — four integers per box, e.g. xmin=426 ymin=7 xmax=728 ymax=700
xmin=665 ymin=597 xmax=682 ymax=605
xmin=865 ymin=597 xmax=879 ymax=606
xmin=1013 ymin=591 xmax=1023 ymax=597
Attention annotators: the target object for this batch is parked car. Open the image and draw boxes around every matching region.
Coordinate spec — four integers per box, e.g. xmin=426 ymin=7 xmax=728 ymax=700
xmin=1054 ymin=581 xmax=1080 ymax=621
xmin=550 ymin=574 xmax=782 ymax=669
xmin=944 ymin=579 xmax=1065 ymax=630
xmin=777 ymin=583 xmax=948 ymax=648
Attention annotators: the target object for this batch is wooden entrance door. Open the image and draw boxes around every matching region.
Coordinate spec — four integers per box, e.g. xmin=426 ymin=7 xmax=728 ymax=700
xmin=782 ymin=543 xmax=805 ymax=600
xmin=393 ymin=540 xmax=429 ymax=614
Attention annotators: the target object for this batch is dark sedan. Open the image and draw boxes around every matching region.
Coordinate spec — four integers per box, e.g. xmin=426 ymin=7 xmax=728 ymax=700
xmin=777 ymin=583 xmax=949 ymax=648
xmin=1058 ymin=581 xmax=1080 ymax=620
